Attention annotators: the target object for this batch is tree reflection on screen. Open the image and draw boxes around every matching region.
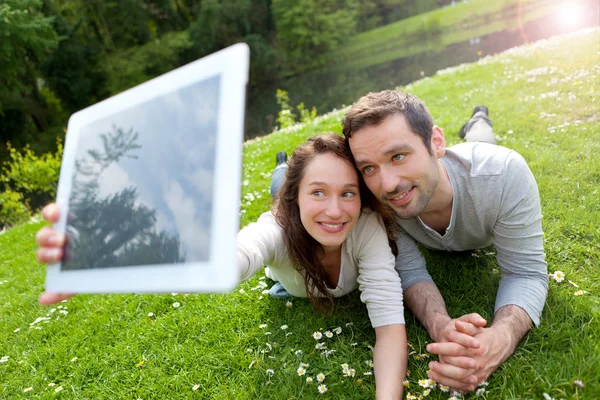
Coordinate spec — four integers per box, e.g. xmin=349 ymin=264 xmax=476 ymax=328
xmin=62 ymin=125 xmax=186 ymax=270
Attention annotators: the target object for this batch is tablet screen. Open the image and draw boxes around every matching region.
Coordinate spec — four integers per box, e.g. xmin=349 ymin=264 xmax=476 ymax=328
xmin=62 ymin=75 xmax=221 ymax=270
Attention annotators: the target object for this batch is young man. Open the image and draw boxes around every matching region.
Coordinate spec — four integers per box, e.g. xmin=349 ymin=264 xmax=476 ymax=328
xmin=342 ymin=90 xmax=547 ymax=392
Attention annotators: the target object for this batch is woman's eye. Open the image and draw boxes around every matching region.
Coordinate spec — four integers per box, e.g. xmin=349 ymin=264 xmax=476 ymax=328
xmin=392 ymin=154 xmax=405 ymax=162
xmin=312 ymin=190 xmax=324 ymax=197
xmin=342 ymin=191 xmax=356 ymax=198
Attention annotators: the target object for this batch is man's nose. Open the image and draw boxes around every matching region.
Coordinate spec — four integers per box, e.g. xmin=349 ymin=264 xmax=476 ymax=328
xmin=380 ymin=166 xmax=400 ymax=194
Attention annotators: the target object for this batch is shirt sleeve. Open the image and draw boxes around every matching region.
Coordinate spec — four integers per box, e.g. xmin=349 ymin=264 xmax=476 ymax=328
xmin=393 ymin=227 xmax=433 ymax=291
xmin=493 ymin=152 xmax=548 ymax=326
xmin=355 ymin=212 xmax=405 ymax=328
xmin=237 ymin=212 xmax=285 ymax=282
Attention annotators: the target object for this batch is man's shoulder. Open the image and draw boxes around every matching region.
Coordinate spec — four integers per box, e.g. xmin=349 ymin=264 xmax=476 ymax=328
xmin=445 ymin=142 xmax=524 ymax=177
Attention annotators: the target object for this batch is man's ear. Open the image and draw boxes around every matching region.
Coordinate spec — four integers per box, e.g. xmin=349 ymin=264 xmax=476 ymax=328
xmin=431 ymin=126 xmax=446 ymax=158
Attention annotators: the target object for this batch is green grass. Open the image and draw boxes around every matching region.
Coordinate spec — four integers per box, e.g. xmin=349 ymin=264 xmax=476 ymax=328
xmin=326 ymin=0 xmax=555 ymax=70
xmin=1 ymin=28 xmax=599 ymax=399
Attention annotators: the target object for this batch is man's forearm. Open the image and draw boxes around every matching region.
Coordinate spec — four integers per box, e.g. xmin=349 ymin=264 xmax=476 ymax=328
xmin=403 ymin=281 xmax=450 ymax=341
xmin=491 ymin=304 xmax=532 ymax=351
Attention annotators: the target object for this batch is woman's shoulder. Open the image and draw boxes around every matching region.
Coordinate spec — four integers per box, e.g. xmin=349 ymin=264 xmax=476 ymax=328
xmin=353 ymin=210 xmax=385 ymax=232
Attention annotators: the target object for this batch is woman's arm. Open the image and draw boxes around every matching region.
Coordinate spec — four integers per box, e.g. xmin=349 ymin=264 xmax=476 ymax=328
xmin=374 ymin=324 xmax=407 ymax=399
xmin=352 ymin=212 xmax=407 ymax=398
xmin=237 ymin=211 xmax=285 ymax=281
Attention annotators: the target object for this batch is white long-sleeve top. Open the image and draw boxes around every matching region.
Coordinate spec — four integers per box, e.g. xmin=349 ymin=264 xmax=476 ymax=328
xmin=237 ymin=210 xmax=404 ymax=327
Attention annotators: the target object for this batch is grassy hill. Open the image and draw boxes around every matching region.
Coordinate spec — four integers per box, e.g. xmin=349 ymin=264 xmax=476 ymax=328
xmin=1 ymin=27 xmax=599 ymax=399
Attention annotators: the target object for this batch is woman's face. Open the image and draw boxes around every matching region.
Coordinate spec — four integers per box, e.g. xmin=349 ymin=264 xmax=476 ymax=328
xmin=297 ymin=153 xmax=362 ymax=252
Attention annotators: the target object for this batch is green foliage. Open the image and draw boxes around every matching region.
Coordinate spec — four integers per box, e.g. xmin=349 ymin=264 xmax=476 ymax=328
xmin=275 ymin=89 xmax=296 ymax=129
xmin=271 ymin=0 xmax=359 ymax=72
xmin=0 ymin=0 xmax=60 ymax=98
xmin=2 ymin=141 xmax=62 ymax=196
xmin=105 ymin=31 xmax=194 ymax=95
xmin=0 ymin=140 xmax=63 ymax=227
xmin=297 ymin=102 xmax=317 ymax=124
xmin=0 ymin=189 xmax=30 ymax=228
xmin=275 ymin=89 xmax=319 ymax=129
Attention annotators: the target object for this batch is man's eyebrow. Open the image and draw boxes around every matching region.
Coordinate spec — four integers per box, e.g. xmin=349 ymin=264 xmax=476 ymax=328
xmin=354 ymin=144 xmax=414 ymax=167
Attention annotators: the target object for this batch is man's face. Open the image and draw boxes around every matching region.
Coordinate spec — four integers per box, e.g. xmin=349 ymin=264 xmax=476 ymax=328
xmin=348 ymin=113 xmax=445 ymax=219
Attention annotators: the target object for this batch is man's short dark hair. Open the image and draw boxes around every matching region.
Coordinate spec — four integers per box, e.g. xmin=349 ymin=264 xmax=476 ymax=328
xmin=342 ymin=90 xmax=434 ymax=154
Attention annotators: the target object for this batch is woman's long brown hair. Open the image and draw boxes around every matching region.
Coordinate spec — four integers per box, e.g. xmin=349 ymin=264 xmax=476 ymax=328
xmin=272 ymin=133 xmax=397 ymax=313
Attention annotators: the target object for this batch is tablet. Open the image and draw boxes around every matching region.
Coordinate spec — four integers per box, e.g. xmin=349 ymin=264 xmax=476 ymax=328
xmin=45 ymin=43 xmax=249 ymax=294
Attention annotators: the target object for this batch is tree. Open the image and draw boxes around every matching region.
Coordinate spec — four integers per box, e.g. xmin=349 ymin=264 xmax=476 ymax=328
xmin=271 ymin=0 xmax=359 ymax=73
xmin=0 ymin=0 xmax=60 ymax=142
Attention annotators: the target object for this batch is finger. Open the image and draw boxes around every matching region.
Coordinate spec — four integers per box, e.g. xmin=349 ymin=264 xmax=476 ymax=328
xmin=426 ymin=369 xmax=476 ymax=393
xmin=36 ymin=247 xmax=64 ymax=264
xmin=41 ymin=203 xmax=60 ymax=223
xmin=427 ymin=342 xmax=472 ymax=357
xmin=35 ymin=227 xmax=65 ymax=248
xmin=428 ymin=361 xmax=477 ymax=381
xmin=455 ymin=320 xmax=485 ymax=336
xmin=38 ymin=292 xmax=75 ymax=305
xmin=445 ymin=329 xmax=481 ymax=349
xmin=437 ymin=355 xmax=478 ymax=370
xmin=457 ymin=313 xmax=487 ymax=327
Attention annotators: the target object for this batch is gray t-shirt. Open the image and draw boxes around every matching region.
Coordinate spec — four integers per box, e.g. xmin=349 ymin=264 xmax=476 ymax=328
xmin=394 ymin=142 xmax=548 ymax=326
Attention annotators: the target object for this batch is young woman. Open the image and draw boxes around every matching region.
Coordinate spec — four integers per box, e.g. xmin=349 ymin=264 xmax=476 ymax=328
xmin=36 ymin=133 xmax=407 ymax=397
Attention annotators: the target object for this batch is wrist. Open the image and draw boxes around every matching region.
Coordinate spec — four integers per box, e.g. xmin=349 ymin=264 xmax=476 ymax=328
xmin=488 ymin=323 xmax=518 ymax=354
xmin=429 ymin=313 xmax=451 ymax=342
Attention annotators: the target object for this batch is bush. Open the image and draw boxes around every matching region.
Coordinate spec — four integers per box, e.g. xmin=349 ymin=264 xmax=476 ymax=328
xmin=276 ymin=89 xmax=318 ymax=129
xmin=0 ymin=190 xmax=30 ymax=228
xmin=275 ymin=89 xmax=296 ymax=129
xmin=0 ymin=139 xmax=63 ymax=228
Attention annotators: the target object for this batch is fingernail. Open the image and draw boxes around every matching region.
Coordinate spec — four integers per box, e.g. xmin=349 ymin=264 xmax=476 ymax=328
xmin=47 ymin=234 xmax=61 ymax=246
xmin=48 ymin=249 xmax=61 ymax=259
xmin=469 ymin=360 xmax=475 ymax=368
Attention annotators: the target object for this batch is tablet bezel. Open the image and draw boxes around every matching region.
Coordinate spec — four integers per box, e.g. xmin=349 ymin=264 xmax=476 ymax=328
xmin=45 ymin=43 xmax=249 ymax=293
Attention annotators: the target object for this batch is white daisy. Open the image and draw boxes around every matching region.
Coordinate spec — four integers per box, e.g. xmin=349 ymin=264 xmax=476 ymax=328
xmin=317 ymin=384 xmax=327 ymax=394
xmin=324 ymin=331 xmax=333 ymax=338
xmin=312 ymin=332 xmax=323 ymax=340
xmin=552 ymin=270 xmax=565 ymax=282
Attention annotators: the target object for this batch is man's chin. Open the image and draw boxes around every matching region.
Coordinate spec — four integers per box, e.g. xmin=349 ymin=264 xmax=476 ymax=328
xmin=385 ymin=200 xmax=421 ymax=220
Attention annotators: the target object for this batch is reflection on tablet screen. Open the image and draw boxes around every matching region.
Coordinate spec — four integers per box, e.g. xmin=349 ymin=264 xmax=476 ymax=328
xmin=62 ymin=76 xmax=220 ymax=270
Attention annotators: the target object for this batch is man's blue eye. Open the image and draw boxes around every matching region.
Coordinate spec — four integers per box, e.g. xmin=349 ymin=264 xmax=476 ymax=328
xmin=393 ymin=154 xmax=405 ymax=162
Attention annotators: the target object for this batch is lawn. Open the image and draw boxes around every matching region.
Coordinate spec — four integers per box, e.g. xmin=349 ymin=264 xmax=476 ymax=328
xmin=1 ymin=28 xmax=599 ymax=399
